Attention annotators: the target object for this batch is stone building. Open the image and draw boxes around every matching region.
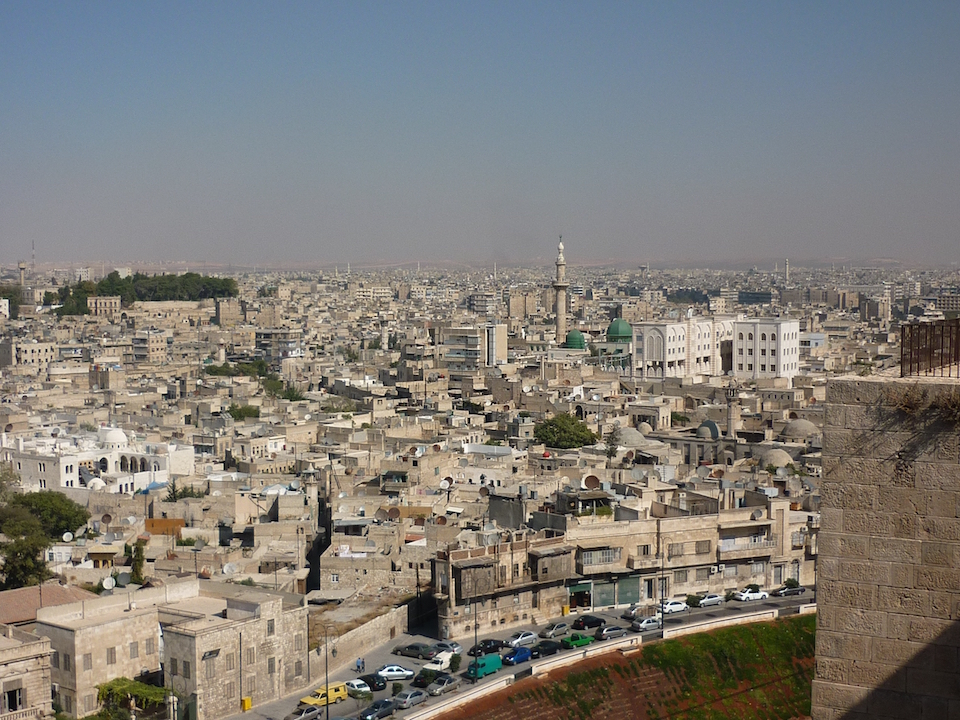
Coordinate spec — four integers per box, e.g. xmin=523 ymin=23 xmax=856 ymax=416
xmin=812 ymin=375 xmax=960 ymax=719
xmin=0 ymin=624 xmax=53 ymax=720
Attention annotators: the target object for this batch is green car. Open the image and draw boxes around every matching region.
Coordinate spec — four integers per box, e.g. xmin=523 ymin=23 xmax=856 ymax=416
xmin=561 ymin=632 xmax=595 ymax=649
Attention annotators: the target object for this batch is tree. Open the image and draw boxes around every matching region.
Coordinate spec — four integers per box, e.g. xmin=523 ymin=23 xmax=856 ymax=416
xmin=533 ymin=414 xmax=598 ymax=449
xmin=604 ymin=427 xmax=621 ymax=464
xmin=0 ymin=461 xmax=18 ymax=503
xmin=130 ymin=540 xmax=146 ymax=585
xmin=9 ymin=492 xmax=90 ymax=540
xmin=0 ymin=536 xmax=51 ymax=589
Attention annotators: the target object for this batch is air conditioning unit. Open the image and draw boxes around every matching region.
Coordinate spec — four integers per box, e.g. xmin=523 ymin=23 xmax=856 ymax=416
xmin=52 ymin=683 xmax=60 ymax=694
xmin=717 ymin=564 xmax=726 ymax=573
xmin=709 ymin=565 xmax=719 ymax=575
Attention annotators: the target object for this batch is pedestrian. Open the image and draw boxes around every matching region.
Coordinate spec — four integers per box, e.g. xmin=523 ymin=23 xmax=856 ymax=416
xmin=356 ymin=657 xmax=362 ymax=674
xmin=361 ymin=658 xmax=366 ymax=672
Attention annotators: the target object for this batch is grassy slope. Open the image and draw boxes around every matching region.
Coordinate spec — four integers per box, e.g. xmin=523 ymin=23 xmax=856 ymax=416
xmin=460 ymin=614 xmax=816 ymax=720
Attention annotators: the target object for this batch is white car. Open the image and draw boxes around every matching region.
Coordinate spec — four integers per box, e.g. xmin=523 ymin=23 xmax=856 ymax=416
xmin=662 ymin=600 xmax=689 ymax=613
xmin=698 ymin=593 xmax=725 ymax=607
xmin=734 ymin=587 xmax=769 ymax=601
xmin=345 ymin=679 xmax=371 ymax=698
xmin=375 ymin=664 xmax=415 ymax=681
xmin=506 ymin=630 xmax=538 ymax=647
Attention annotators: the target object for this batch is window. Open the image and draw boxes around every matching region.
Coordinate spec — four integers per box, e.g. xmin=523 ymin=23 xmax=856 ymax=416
xmin=674 ymin=570 xmax=688 ymax=583
xmin=52 ymin=651 xmax=60 ymax=669
xmin=751 ymin=561 xmax=765 ymax=575
xmin=266 ymin=619 xmax=275 ymax=636
xmin=330 ymin=573 xmax=339 ymax=583
xmin=226 ymin=653 xmax=236 ymax=671
xmin=205 ymin=658 xmax=216 ymax=679
xmin=246 ymin=676 xmax=256 ymax=694
xmin=182 ymin=661 xmax=191 ymax=679
xmin=169 ymin=659 xmax=178 ymax=676
xmin=695 ymin=540 xmax=711 ymax=554
xmin=696 ymin=567 xmax=711 ymax=582
xmin=580 ymin=548 xmax=621 ymax=565
xmin=84 ymin=695 xmax=97 ymax=713
xmin=737 ymin=347 xmax=743 ymax=355
xmin=225 ymin=682 xmax=236 ymax=700
xmin=747 ymin=348 xmax=753 ymax=356
xmin=83 ymin=653 xmax=92 ymax=671
xmin=295 ymin=634 xmax=304 ymax=652
xmin=268 ymin=657 xmax=276 ymax=675
xmin=129 ymin=642 xmax=139 ymax=659
xmin=295 ymin=660 xmax=303 ymax=677
xmin=63 ymin=654 xmax=71 ymax=672
xmin=64 ymin=696 xmax=72 ymax=714
xmin=724 ymin=564 xmax=738 ymax=578
xmin=668 ymin=542 xmax=685 ymax=558
xmin=637 ymin=544 xmax=651 ymax=556
xmin=145 ymin=638 xmax=155 ymax=655
xmin=245 ymin=647 xmax=255 ymax=665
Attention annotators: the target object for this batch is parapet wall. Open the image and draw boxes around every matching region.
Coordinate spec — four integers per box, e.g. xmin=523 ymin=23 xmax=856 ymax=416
xmin=812 ymin=376 xmax=960 ymax=719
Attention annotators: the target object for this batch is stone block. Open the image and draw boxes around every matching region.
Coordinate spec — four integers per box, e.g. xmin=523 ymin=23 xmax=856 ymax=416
xmin=820 ymin=507 xmax=843 ymax=532
xmin=905 ymin=667 xmax=960 ymax=700
xmin=886 ymin=561 xmax=915 ymax=588
xmin=891 ymin=513 xmax=919 ymax=539
xmin=916 ymin=463 xmax=960 ymax=492
xmin=849 ymin=659 xmax=903 ymax=689
xmin=871 ymin=637 xmax=928 ymax=668
xmin=877 ymin=586 xmax=930 ymax=616
xmin=919 ymin=516 xmax=960 ymax=542
xmin=821 ymin=580 xmax=878 ymax=610
xmin=843 ymin=510 xmax=893 ymax=536
xmin=817 ymin=629 xmax=873 ymax=660
xmin=820 ymin=532 xmax=871 ymax=560
xmin=870 ymin=537 xmax=921 ymax=563
xmin=905 ymin=615 xmax=953 ymax=645
xmin=839 ymin=559 xmax=891 ymax=585
xmin=827 ymin=378 xmax=884 ymax=407
xmin=824 ymin=403 xmax=846 ymax=429
xmin=930 ymin=591 xmax=960 ymax=620
xmin=865 ymin=688 xmax=923 ymax=718
xmin=834 ymin=607 xmax=887 ymax=636
xmin=915 ymin=566 xmax=960 ymax=592
xmin=818 ymin=557 xmax=841 ymax=581
xmin=921 ymin=541 xmax=957 ymax=567
xmin=878 ymin=487 xmax=932 ymax=515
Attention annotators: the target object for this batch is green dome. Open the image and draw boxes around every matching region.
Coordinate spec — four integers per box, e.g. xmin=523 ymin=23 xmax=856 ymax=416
xmin=564 ymin=329 xmax=586 ymax=349
xmin=606 ymin=318 xmax=633 ymax=343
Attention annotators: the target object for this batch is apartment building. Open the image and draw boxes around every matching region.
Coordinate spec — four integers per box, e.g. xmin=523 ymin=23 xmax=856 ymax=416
xmin=131 ymin=330 xmax=169 ymax=364
xmin=0 ymin=624 xmax=53 ymax=720
xmin=0 ymin=339 xmax=58 ymax=370
xmin=85 ymin=296 xmax=121 ymax=318
xmin=732 ymin=318 xmax=800 ymax=380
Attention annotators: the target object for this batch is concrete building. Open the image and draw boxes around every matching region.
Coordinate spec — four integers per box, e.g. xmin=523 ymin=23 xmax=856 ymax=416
xmin=255 ymin=328 xmax=303 ymax=367
xmin=85 ymin=296 xmax=121 ymax=318
xmin=733 ymin=318 xmax=800 ymax=380
xmin=131 ymin=330 xmax=170 ymax=364
xmin=0 ymin=339 xmax=58 ymax=371
xmin=0 ymin=624 xmax=53 ymax=720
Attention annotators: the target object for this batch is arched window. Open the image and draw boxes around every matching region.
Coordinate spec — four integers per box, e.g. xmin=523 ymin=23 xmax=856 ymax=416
xmin=771 ymin=333 xmax=776 ymax=342
xmin=738 ymin=332 xmax=743 ymax=340
xmin=748 ymin=333 xmax=754 ymax=341
xmin=761 ymin=333 xmax=766 ymax=341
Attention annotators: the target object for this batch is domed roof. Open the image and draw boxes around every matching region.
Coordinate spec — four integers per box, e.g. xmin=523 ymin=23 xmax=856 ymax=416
xmin=696 ymin=420 xmax=720 ymax=440
xmin=760 ymin=448 xmax=794 ymax=468
xmin=564 ymin=329 xmax=587 ymax=350
xmin=617 ymin=427 xmax=646 ymax=447
xmin=637 ymin=421 xmax=653 ymax=435
xmin=99 ymin=427 xmax=128 ymax=448
xmin=606 ymin=318 xmax=632 ymax=343
xmin=780 ymin=418 xmax=819 ymax=441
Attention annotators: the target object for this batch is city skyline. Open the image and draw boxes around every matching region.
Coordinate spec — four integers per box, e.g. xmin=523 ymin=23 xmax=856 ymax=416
xmin=3 ymin=2 xmax=960 ymax=267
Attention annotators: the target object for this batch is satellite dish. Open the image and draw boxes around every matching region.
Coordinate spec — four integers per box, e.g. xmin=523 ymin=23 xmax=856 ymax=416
xmin=62 ymin=531 xmax=74 ymax=542
xmin=194 ymin=539 xmax=206 ymax=551
xmin=776 ymin=467 xmax=787 ymax=477
xmin=290 ymin=479 xmax=301 ymax=490
xmin=304 ymin=414 xmax=311 ymax=420
xmin=591 ymin=394 xmax=601 ymax=402
xmin=479 ymin=486 xmax=490 ymax=497
xmin=751 ymin=509 xmax=764 ymax=520
xmin=436 ymin=515 xmax=447 ymax=525
xmin=102 ymin=576 xmax=116 ymax=590
xmin=696 ymin=466 xmax=711 ymax=479
xmin=440 ymin=479 xmax=450 ymax=490
xmin=375 ymin=508 xmax=389 ymax=522
xmin=101 ymin=514 xmax=113 ymax=526
xmin=388 ymin=507 xmax=401 ymax=520
xmin=118 ymin=572 xmax=131 ymax=586
xmin=211 ymin=490 xmax=222 ymax=496
xmin=522 ymin=386 xmax=531 ymax=393
xmin=223 ymin=563 xmax=238 ymax=575
xmin=584 ymin=475 xmax=601 ymax=489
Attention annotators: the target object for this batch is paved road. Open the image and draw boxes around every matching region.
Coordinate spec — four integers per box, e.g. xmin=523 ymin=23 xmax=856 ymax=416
xmin=226 ymin=592 xmax=814 ymax=720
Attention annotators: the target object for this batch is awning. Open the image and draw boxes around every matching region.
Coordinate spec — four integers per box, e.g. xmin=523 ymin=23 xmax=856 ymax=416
xmin=528 ymin=545 xmax=574 ymax=558
xmin=569 ymin=583 xmax=592 ymax=593
xmin=446 ymin=506 xmax=464 ymax=514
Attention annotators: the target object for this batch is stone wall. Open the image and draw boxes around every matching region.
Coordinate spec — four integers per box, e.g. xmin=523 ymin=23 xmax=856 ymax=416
xmin=812 ymin=376 xmax=960 ymax=719
xmin=0 ymin=624 xmax=53 ymax=720
xmin=307 ymin=605 xmax=407 ymax=678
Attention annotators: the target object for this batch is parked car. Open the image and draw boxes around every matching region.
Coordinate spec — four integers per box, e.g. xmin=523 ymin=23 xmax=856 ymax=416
xmin=394 ymin=689 xmax=427 ymax=710
xmin=344 ymin=679 xmax=372 ymax=698
xmin=530 ymin=640 xmax=562 ymax=658
xmin=359 ymin=674 xmax=387 ymax=692
xmin=284 ymin=707 xmax=322 ymax=720
xmin=734 ymin=586 xmax=769 ymax=601
xmin=375 ymin=664 xmax=415 ymax=681
xmin=411 ymin=670 xmax=437 ymax=688
xmin=506 ymin=630 xmax=538 ymax=647
xmin=427 ymin=673 xmax=462 ymax=696
xmin=422 ymin=652 xmax=453 ymax=674
xmin=467 ymin=638 xmax=506 ymax=656
xmin=393 ymin=642 xmax=437 ymax=659
xmin=772 ymin=585 xmax=806 ymax=597
xmin=662 ymin=600 xmax=690 ymax=613
xmin=503 ymin=646 xmax=533 ymax=665
xmin=300 ymin=683 xmax=348 ymax=707
xmin=561 ymin=632 xmax=595 ymax=649
xmin=698 ymin=593 xmax=725 ymax=607
xmin=357 ymin=699 xmax=395 ymax=720
xmin=594 ymin=625 xmax=627 ymax=641
xmin=571 ymin=615 xmax=605 ymax=630
xmin=539 ymin=621 xmax=570 ymax=638
xmin=431 ymin=640 xmax=464 ymax=655
xmin=631 ymin=616 xmax=662 ymax=632
xmin=620 ymin=605 xmax=645 ymax=621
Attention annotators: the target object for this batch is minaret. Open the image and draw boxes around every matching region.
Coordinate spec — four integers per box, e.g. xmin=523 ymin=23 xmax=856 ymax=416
xmin=553 ymin=237 xmax=569 ymax=341
xmin=784 ymin=258 xmax=790 ymax=283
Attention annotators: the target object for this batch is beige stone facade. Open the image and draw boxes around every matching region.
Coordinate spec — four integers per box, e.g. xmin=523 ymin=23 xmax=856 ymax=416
xmin=812 ymin=376 xmax=960 ymax=719
xmin=0 ymin=624 xmax=53 ymax=720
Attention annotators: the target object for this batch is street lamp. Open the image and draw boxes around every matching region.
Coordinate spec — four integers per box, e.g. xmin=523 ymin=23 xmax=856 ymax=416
xmin=657 ymin=519 xmax=665 ymax=629
xmin=320 ymin=624 xmax=339 ymax=720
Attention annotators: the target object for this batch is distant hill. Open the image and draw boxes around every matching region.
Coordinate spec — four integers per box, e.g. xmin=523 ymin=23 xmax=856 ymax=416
xmin=458 ymin=614 xmax=815 ymax=720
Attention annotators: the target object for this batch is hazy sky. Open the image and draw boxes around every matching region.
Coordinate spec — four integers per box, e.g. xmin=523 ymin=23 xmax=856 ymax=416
xmin=2 ymin=1 xmax=959 ymax=268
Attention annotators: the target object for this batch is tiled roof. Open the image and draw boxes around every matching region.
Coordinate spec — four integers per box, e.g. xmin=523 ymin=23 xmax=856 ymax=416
xmin=0 ymin=584 xmax=98 ymax=625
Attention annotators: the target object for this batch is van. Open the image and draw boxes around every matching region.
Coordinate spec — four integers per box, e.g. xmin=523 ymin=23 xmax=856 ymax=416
xmin=300 ymin=682 xmax=348 ymax=707
xmin=465 ymin=653 xmax=502 ymax=680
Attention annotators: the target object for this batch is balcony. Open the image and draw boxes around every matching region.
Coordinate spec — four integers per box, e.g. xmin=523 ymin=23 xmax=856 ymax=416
xmin=626 ymin=554 xmax=659 ymax=571
xmin=718 ymin=536 xmax=777 ymax=560
xmin=576 ymin=558 xmax=625 ymax=576
xmin=1 ymin=707 xmax=46 ymax=720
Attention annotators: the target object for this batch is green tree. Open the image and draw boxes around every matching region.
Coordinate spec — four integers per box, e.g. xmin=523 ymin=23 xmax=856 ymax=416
xmin=0 ymin=536 xmax=51 ymax=589
xmin=281 ymin=386 xmax=306 ymax=401
xmin=9 ymin=492 xmax=90 ymax=539
xmin=604 ymin=427 xmax=621 ymax=464
xmin=130 ymin=540 xmax=146 ymax=585
xmin=533 ymin=413 xmax=598 ymax=449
